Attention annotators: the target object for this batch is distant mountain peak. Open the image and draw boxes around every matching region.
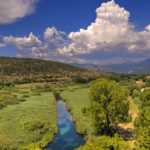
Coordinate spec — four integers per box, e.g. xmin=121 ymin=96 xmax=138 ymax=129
xmin=101 ymin=58 xmax=150 ymax=74
xmin=70 ymin=63 xmax=100 ymax=71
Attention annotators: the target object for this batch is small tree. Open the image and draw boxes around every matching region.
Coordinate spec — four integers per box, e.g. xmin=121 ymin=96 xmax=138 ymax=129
xmin=89 ymin=78 xmax=129 ymax=135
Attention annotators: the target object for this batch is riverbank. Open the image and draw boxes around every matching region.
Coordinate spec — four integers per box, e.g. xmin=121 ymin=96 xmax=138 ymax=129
xmin=60 ymin=85 xmax=93 ymax=135
xmin=46 ymin=100 xmax=85 ymax=150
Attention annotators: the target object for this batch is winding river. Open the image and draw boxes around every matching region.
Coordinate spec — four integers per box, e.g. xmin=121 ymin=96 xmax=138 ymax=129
xmin=46 ymin=100 xmax=85 ymax=150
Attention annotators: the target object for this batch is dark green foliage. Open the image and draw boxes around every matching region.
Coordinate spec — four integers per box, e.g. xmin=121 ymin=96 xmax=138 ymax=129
xmin=77 ymin=135 xmax=128 ymax=150
xmin=21 ymin=94 xmax=30 ymax=98
xmin=107 ymin=73 xmax=145 ymax=82
xmin=119 ymin=80 xmax=138 ymax=96
xmin=73 ymin=76 xmax=89 ymax=83
xmin=145 ymin=78 xmax=150 ymax=86
xmin=88 ymin=79 xmax=129 ymax=135
xmin=52 ymin=89 xmax=60 ymax=99
xmin=0 ymin=57 xmax=103 ymax=84
xmin=0 ymin=81 xmax=14 ymax=87
xmin=21 ymin=120 xmax=46 ymax=132
xmin=72 ymin=76 xmax=98 ymax=84
xmin=134 ymin=90 xmax=150 ymax=149
xmin=0 ymin=92 xmax=20 ymax=109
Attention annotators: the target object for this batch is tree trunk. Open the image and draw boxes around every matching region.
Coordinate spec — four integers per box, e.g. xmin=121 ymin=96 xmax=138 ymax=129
xmin=110 ymin=145 xmax=114 ymax=150
xmin=106 ymin=113 xmax=110 ymax=135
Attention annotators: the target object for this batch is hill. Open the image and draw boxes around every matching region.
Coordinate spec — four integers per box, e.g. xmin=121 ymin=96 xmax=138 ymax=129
xmin=70 ymin=63 xmax=100 ymax=71
xmin=0 ymin=57 xmax=104 ymax=84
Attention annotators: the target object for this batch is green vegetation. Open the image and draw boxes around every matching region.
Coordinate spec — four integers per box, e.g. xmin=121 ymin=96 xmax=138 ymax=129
xmin=0 ymin=57 xmax=104 ymax=84
xmin=0 ymin=89 xmax=57 ymax=150
xmin=60 ymin=85 xmax=93 ymax=135
xmin=77 ymin=135 xmax=128 ymax=150
xmin=0 ymin=91 xmax=21 ymax=109
xmin=59 ymin=78 xmax=145 ymax=150
xmin=87 ymin=79 xmax=130 ymax=135
xmin=0 ymin=57 xmax=149 ymax=150
xmin=134 ymin=90 xmax=150 ymax=149
xmin=119 ymin=97 xmax=139 ymax=129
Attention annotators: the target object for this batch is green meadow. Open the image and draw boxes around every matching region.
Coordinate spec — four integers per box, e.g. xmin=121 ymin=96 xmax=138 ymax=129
xmin=0 ymin=78 xmax=148 ymax=150
xmin=60 ymin=85 xmax=93 ymax=135
xmin=0 ymin=88 xmax=57 ymax=150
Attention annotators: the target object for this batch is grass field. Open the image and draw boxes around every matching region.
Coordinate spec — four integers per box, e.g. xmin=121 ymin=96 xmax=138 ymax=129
xmin=60 ymin=85 xmax=94 ymax=135
xmin=0 ymin=91 xmax=57 ymax=150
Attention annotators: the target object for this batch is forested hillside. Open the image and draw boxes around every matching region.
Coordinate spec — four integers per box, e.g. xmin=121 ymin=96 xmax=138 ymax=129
xmin=0 ymin=57 xmax=104 ymax=84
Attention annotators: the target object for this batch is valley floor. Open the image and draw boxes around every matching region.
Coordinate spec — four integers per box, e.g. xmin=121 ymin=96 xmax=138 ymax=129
xmin=0 ymin=83 xmax=142 ymax=150
xmin=59 ymin=85 xmax=139 ymax=149
xmin=0 ymin=86 xmax=57 ymax=149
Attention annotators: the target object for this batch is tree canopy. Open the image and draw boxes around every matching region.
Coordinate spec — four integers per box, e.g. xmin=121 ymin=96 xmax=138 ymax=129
xmin=88 ymin=79 xmax=129 ymax=135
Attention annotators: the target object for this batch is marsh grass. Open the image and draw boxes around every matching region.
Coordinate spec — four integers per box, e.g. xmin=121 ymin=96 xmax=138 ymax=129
xmin=0 ymin=92 xmax=57 ymax=149
xmin=60 ymin=85 xmax=94 ymax=135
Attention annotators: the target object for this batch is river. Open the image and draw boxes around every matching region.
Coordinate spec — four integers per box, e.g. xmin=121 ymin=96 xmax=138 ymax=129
xmin=46 ymin=100 xmax=85 ymax=150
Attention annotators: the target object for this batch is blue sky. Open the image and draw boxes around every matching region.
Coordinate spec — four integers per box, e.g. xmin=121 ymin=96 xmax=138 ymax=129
xmin=0 ymin=0 xmax=150 ymax=65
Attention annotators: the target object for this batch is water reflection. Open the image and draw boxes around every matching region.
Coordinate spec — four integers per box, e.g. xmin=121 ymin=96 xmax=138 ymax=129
xmin=46 ymin=101 xmax=84 ymax=150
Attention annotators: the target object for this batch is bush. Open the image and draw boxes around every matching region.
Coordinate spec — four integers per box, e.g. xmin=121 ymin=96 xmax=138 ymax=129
xmin=22 ymin=95 xmax=30 ymax=98
xmin=0 ymin=93 xmax=19 ymax=108
xmin=21 ymin=120 xmax=45 ymax=132
xmin=77 ymin=135 xmax=128 ymax=150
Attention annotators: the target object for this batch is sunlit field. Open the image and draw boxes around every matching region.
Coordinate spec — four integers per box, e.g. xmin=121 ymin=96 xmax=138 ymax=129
xmin=0 ymin=87 xmax=57 ymax=150
xmin=60 ymin=85 xmax=94 ymax=135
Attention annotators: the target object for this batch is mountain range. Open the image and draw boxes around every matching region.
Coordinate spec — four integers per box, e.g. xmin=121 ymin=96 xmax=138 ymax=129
xmin=70 ymin=59 xmax=150 ymax=74
xmin=70 ymin=63 xmax=101 ymax=71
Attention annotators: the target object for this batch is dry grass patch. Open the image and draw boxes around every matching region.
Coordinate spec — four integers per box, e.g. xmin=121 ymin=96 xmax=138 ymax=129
xmin=118 ymin=96 xmax=139 ymax=149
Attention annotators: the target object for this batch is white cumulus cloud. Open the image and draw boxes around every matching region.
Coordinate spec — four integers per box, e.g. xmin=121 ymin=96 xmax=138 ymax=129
xmin=59 ymin=0 xmax=150 ymax=56
xmin=44 ymin=27 xmax=68 ymax=50
xmin=3 ymin=33 xmax=43 ymax=58
xmin=3 ymin=32 xmax=42 ymax=49
xmin=2 ymin=0 xmax=150 ymax=63
xmin=44 ymin=27 xmax=65 ymax=43
xmin=0 ymin=0 xmax=38 ymax=24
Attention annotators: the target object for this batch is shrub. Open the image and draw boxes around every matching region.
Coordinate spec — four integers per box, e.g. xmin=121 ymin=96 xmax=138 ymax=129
xmin=77 ymin=135 xmax=128 ymax=150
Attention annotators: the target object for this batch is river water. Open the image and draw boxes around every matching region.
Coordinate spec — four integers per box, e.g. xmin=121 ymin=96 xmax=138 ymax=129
xmin=46 ymin=100 xmax=84 ymax=150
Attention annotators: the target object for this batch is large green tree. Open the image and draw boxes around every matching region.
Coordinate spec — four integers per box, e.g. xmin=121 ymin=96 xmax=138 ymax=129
xmin=134 ymin=90 xmax=150 ymax=149
xmin=89 ymin=79 xmax=129 ymax=135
